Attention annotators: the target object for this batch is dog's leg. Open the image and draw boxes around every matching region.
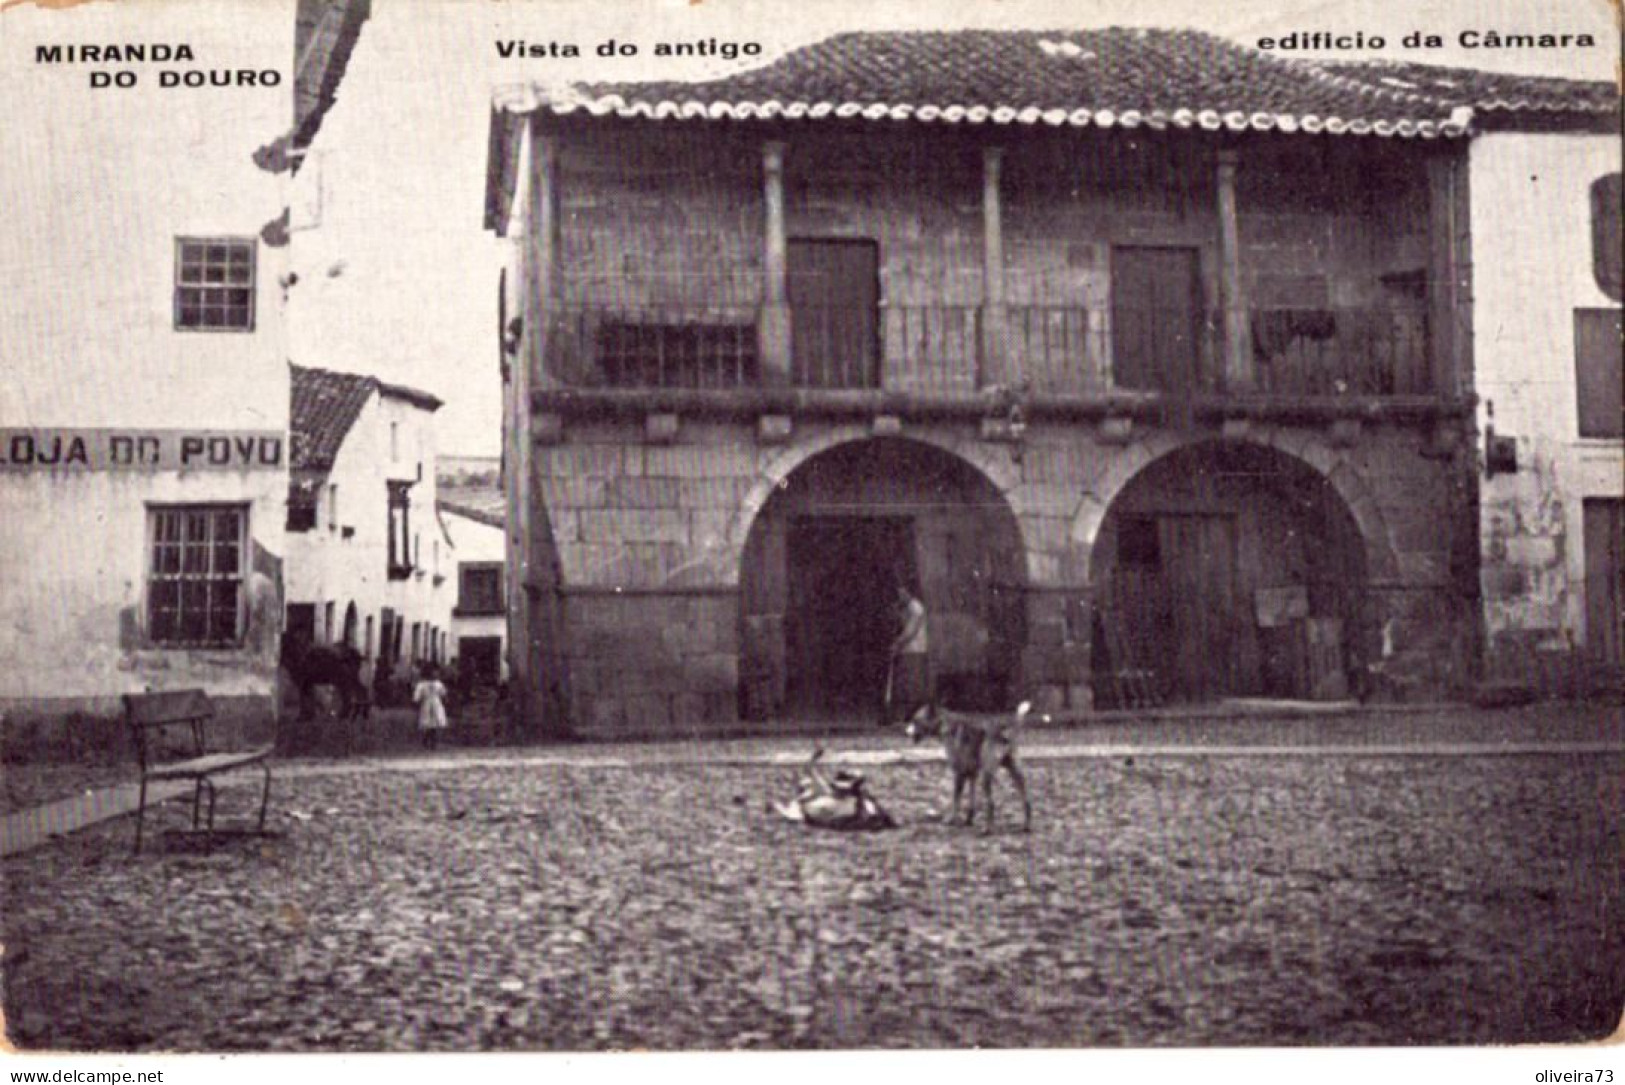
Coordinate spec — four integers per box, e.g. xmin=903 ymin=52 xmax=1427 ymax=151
xmin=950 ymin=772 xmax=965 ymax=825
xmin=1004 ymin=755 xmax=1031 ymax=833
xmin=961 ymin=770 xmax=978 ymax=827
xmin=979 ymin=768 xmax=996 ymax=834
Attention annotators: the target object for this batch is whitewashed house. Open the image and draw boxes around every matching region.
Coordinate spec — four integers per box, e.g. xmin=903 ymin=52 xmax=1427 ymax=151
xmin=286 ymin=365 xmax=453 ymax=701
xmin=439 ymin=484 xmax=508 ymax=688
xmin=1450 ymin=70 xmax=1620 ymax=689
xmin=0 ymin=2 xmax=296 ymax=740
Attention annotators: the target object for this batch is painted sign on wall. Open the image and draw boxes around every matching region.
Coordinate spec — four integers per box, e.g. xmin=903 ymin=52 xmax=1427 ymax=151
xmin=0 ymin=429 xmax=285 ymax=470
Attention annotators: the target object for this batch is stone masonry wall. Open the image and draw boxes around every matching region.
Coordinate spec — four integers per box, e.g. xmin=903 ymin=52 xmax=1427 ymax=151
xmin=548 ymin=126 xmax=1436 ymax=395
xmin=531 ymin=412 xmax=1470 ymax=737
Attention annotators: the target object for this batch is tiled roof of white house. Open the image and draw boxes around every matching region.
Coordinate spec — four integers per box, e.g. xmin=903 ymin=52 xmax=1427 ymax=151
xmin=439 ymin=491 xmax=506 ymax=530
xmin=493 ymin=29 xmax=1479 ymax=138
xmin=290 ymin=363 xmax=441 ymax=474
xmin=1301 ymin=59 xmax=1618 ymax=117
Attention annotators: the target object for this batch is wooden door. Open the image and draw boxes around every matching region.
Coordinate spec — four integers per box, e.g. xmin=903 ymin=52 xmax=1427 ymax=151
xmin=740 ymin=518 xmax=789 ymax=721
xmin=1111 ymin=247 xmax=1203 ymax=393
xmin=789 ymin=239 xmax=880 ymax=388
xmin=1584 ymin=498 xmax=1624 ymax=665
xmin=459 ymin=636 xmax=503 ymax=686
xmin=1160 ymin=514 xmax=1241 ymax=700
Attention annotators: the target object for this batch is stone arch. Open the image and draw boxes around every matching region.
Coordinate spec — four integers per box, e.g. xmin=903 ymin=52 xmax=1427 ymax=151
xmin=1082 ymin=434 xmax=1394 ymax=704
xmin=729 ymin=425 xmax=1024 ymax=557
xmin=1068 ymin=430 xmax=1400 ymax=584
xmin=735 ymin=433 xmax=1030 ymax=720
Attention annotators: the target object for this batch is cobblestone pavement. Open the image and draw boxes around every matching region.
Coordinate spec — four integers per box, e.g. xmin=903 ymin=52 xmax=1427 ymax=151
xmin=3 ymin=739 xmax=1619 ymax=1050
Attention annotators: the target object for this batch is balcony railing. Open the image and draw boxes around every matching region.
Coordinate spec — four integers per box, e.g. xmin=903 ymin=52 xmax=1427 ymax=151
xmin=1249 ymin=308 xmax=1430 ymax=396
xmin=552 ymin=302 xmax=1432 ymax=398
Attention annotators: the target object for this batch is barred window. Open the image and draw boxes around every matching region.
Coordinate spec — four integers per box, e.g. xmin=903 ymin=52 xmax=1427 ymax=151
xmin=458 ymin=563 xmax=504 ymax=615
xmin=148 ymin=505 xmax=246 ymax=646
xmin=175 ymin=238 xmax=256 ymax=331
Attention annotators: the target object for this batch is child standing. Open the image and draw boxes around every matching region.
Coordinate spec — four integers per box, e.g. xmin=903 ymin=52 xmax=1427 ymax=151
xmin=413 ymin=664 xmax=449 ymax=751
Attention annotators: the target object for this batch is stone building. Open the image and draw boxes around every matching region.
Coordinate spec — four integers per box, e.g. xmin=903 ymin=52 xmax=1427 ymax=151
xmin=286 ymin=365 xmax=453 ymax=699
xmin=485 ymin=29 xmax=1490 ymax=738
xmin=0 ymin=2 xmax=295 ymax=742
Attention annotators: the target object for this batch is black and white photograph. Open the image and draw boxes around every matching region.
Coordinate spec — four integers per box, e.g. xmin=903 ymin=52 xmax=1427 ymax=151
xmin=1 ymin=0 xmax=1621 ymax=1068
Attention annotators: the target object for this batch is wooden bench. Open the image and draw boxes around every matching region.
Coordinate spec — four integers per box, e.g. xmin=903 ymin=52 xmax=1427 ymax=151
xmin=124 ymin=689 xmax=275 ymax=853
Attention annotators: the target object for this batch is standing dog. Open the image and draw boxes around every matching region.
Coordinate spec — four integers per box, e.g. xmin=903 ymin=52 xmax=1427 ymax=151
xmin=906 ymin=701 xmax=1034 ymax=833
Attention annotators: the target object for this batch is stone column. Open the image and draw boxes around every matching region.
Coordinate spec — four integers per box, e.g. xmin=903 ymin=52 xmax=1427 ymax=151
xmin=528 ymin=131 xmax=561 ymax=387
xmin=516 ymin=121 xmax=568 ymax=735
xmin=1216 ymin=149 xmax=1253 ymax=391
xmin=760 ymin=140 xmax=792 ymax=385
xmin=1427 ymin=154 xmax=1464 ymax=398
xmin=981 ymin=145 xmax=1008 ymax=388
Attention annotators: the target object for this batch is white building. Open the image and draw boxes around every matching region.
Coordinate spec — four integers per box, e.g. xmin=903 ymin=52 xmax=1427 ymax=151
xmin=440 ymin=482 xmax=508 ymax=687
xmin=0 ymin=2 xmax=297 ymax=737
xmin=1324 ymin=62 xmax=1621 ymax=693
xmin=1465 ymin=80 xmax=1622 ymax=688
xmin=286 ymin=364 xmax=453 ymax=699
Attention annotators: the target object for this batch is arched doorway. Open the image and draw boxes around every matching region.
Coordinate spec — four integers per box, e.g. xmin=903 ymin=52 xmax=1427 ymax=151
xmin=739 ymin=437 xmax=1026 ymax=721
xmin=1090 ymin=440 xmax=1371 ymax=705
xmin=341 ymin=602 xmax=358 ymax=650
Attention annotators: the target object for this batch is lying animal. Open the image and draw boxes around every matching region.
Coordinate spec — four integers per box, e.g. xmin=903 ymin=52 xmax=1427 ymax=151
xmin=774 ymin=748 xmax=895 ymax=831
xmin=907 ymin=701 xmax=1034 ymax=833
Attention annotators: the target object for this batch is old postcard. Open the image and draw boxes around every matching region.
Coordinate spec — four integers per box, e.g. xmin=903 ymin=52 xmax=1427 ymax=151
xmin=1 ymin=0 xmax=1621 ymax=1070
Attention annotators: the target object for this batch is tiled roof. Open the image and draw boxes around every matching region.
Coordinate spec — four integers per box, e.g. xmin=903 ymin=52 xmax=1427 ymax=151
xmin=293 ymin=0 xmax=372 ymax=154
xmin=495 ymin=29 xmax=1475 ymax=138
xmin=1303 ymin=60 xmax=1618 ymax=116
xmin=289 ymin=364 xmax=441 ymax=473
xmin=290 ymin=364 xmax=374 ymax=472
xmin=439 ymin=493 xmax=506 ymax=530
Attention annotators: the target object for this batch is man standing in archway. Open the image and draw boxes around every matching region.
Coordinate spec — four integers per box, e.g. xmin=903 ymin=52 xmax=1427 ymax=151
xmin=883 ymin=582 xmax=934 ymax=727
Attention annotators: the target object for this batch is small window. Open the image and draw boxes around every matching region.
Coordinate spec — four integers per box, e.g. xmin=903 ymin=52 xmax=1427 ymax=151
xmin=175 ymin=238 xmax=256 ymax=331
xmin=1575 ymin=308 xmax=1624 ymax=439
xmin=1592 ymin=174 xmax=1623 ymax=302
xmin=458 ymin=563 xmax=505 ymax=615
xmin=286 ymin=492 xmax=317 ymax=532
xmin=147 ymin=505 xmax=246 ymax=646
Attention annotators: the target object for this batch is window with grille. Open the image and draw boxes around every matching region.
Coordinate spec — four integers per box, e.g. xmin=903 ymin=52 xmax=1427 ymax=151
xmin=147 ymin=505 xmax=246 ymax=646
xmin=457 ymin=563 xmax=504 ymax=615
xmin=175 ymin=238 xmax=256 ymax=331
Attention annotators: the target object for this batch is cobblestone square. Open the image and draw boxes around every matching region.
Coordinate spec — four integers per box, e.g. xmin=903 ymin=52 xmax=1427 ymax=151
xmin=3 ymin=722 xmax=1620 ymax=1050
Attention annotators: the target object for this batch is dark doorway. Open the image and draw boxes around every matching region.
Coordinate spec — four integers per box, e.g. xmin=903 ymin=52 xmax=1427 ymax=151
xmin=789 ymin=238 xmax=880 ymax=388
xmin=459 ymin=636 xmax=503 ymax=687
xmin=1111 ymin=246 xmax=1204 ymax=393
xmin=284 ymin=603 xmax=316 ymax=649
xmin=739 ymin=438 xmax=1028 ymax=723
xmin=1584 ymin=498 xmax=1623 ymax=666
xmin=785 ymin=516 xmax=915 ymax=715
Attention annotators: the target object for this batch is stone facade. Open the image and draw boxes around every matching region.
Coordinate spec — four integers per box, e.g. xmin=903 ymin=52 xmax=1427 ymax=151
xmin=493 ymin=115 xmax=1478 ymax=738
